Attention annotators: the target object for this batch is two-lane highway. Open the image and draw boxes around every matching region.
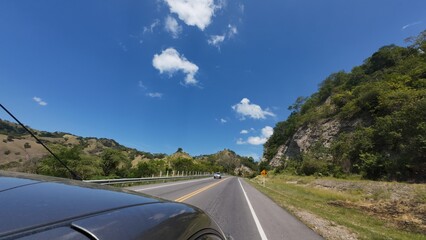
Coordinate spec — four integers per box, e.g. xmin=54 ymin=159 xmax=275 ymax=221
xmin=128 ymin=177 xmax=322 ymax=240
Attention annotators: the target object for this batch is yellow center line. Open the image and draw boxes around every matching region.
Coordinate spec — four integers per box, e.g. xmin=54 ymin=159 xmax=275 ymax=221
xmin=174 ymin=178 xmax=228 ymax=202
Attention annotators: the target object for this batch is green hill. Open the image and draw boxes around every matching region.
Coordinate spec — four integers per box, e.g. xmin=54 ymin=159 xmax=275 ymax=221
xmin=0 ymin=119 xmax=255 ymax=179
xmin=262 ymin=31 xmax=426 ymax=182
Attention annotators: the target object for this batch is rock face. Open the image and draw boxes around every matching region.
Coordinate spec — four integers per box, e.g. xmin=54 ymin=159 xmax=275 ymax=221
xmin=234 ymin=164 xmax=254 ymax=177
xmin=269 ymin=145 xmax=286 ymax=167
xmin=271 ymin=118 xmax=361 ymax=165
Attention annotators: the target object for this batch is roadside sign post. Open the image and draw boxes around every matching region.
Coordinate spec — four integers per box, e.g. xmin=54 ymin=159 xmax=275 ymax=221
xmin=261 ymin=170 xmax=267 ymax=187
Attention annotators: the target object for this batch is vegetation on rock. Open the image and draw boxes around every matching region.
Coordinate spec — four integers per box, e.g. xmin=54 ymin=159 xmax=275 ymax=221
xmin=264 ymin=31 xmax=426 ymax=182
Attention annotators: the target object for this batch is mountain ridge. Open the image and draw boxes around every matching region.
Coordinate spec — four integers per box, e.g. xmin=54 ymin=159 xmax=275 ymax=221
xmin=0 ymin=118 xmax=257 ymax=179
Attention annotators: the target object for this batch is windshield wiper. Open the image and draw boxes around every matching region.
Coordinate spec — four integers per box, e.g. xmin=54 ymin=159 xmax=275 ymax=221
xmin=0 ymin=103 xmax=82 ymax=180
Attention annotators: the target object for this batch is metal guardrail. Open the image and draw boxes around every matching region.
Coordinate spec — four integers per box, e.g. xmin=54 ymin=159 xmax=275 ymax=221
xmin=84 ymin=174 xmax=212 ymax=185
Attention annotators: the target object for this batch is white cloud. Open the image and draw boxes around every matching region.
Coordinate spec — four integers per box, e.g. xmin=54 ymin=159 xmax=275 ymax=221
xmin=146 ymin=92 xmax=163 ymax=98
xmin=207 ymin=24 xmax=237 ymax=49
xmin=236 ymin=138 xmax=246 ymax=145
xmin=164 ymin=0 xmax=218 ymax=30
xmin=240 ymin=129 xmax=248 ymax=134
xmin=227 ymin=24 xmax=238 ymax=38
xmin=220 ymin=118 xmax=227 ymax=123
xmin=402 ymin=21 xmax=422 ymax=30
xmin=232 ymin=98 xmax=275 ymax=120
xmin=247 ymin=126 xmax=273 ymax=145
xmin=165 ymin=16 xmax=182 ymax=38
xmin=144 ymin=19 xmax=160 ymax=33
xmin=247 ymin=136 xmax=266 ymax=145
xmin=152 ymin=48 xmax=199 ymax=85
xmin=261 ymin=126 xmax=274 ymax=138
xmin=208 ymin=35 xmax=225 ymax=48
xmin=33 ymin=96 xmax=47 ymax=106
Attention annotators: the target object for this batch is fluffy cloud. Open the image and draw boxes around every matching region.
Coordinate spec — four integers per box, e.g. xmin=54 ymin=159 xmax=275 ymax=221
xmin=152 ymin=48 xmax=199 ymax=85
xmin=261 ymin=126 xmax=273 ymax=138
xmin=33 ymin=97 xmax=47 ymax=106
xmin=240 ymin=129 xmax=248 ymax=134
xmin=165 ymin=16 xmax=182 ymax=38
xmin=208 ymin=35 xmax=225 ymax=48
xmin=220 ymin=118 xmax=227 ymax=123
xmin=232 ymin=98 xmax=275 ymax=120
xmin=247 ymin=137 xmax=265 ymax=145
xmin=247 ymin=126 xmax=273 ymax=145
xmin=147 ymin=92 xmax=163 ymax=98
xmin=164 ymin=0 xmax=217 ymax=30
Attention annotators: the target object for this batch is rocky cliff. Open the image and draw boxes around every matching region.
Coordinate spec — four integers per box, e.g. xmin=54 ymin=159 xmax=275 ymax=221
xmin=262 ymin=32 xmax=426 ymax=181
xmin=267 ymin=117 xmax=362 ymax=167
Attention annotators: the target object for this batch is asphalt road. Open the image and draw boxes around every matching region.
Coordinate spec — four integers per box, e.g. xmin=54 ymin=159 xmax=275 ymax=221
xmin=128 ymin=176 xmax=322 ymax=240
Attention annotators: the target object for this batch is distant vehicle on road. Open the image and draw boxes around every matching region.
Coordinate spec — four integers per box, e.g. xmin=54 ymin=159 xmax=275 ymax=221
xmin=0 ymin=171 xmax=226 ymax=240
xmin=213 ymin=172 xmax=222 ymax=179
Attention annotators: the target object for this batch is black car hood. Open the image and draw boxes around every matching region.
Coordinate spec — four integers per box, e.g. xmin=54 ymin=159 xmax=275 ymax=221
xmin=0 ymin=171 xmax=161 ymax=237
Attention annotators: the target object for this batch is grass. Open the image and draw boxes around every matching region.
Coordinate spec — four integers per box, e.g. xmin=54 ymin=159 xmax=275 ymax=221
xmin=248 ymin=174 xmax=426 ymax=240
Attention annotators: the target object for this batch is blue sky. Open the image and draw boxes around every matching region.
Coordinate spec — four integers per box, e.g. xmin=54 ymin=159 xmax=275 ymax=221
xmin=1 ymin=0 xmax=425 ymax=160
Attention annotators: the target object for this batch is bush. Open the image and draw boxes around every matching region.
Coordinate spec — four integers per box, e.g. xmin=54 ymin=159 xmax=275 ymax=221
xmin=24 ymin=142 xmax=31 ymax=149
xmin=359 ymin=152 xmax=386 ymax=180
xmin=4 ymin=150 xmax=11 ymax=155
xmin=300 ymin=158 xmax=327 ymax=176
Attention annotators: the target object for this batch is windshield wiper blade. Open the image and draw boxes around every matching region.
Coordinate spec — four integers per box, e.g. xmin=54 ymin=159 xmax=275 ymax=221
xmin=0 ymin=103 xmax=82 ymax=180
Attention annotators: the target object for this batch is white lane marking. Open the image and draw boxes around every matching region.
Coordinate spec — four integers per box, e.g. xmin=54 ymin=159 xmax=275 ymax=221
xmin=238 ymin=178 xmax=268 ymax=240
xmin=131 ymin=177 xmax=212 ymax=191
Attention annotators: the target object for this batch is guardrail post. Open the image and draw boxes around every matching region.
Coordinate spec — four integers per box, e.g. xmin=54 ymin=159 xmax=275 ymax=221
xmin=166 ymin=171 xmax=169 ymax=177
xmin=177 ymin=171 xmax=179 ymax=176
xmin=172 ymin=170 xmax=175 ymax=177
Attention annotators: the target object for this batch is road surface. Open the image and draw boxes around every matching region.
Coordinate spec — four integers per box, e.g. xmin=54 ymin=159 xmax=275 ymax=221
xmin=128 ymin=176 xmax=322 ymax=240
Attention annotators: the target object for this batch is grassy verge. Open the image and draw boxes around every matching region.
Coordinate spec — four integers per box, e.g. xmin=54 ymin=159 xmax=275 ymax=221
xmin=248 ymin=174 xmax=426 ymax=240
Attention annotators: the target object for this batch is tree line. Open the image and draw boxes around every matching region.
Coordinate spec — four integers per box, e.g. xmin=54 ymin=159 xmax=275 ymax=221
xmin=35 ymin=147 xmax=225 ymax=180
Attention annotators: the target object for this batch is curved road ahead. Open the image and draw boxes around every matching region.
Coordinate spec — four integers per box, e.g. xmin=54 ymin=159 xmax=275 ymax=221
xmin=128 ymin=177 xmax=322 ymax=240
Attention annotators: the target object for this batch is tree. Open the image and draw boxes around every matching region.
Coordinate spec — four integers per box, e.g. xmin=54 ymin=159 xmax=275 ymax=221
xmin=100 ymin=148 xmax=128 ymax=177
xmin=288 ymin=96 xmax=307 ymax=113
xmin=172 ymin=158 xmax=194 ymax=172
xmin=37 ymin=147 xmax=82 ymax=178
xmin=405 ymin=30 xmax=426 ymax=51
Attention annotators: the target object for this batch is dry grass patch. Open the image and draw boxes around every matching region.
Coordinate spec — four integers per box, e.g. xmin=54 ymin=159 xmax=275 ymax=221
xmin=249 ymin=174 xmax=426 ymax=240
